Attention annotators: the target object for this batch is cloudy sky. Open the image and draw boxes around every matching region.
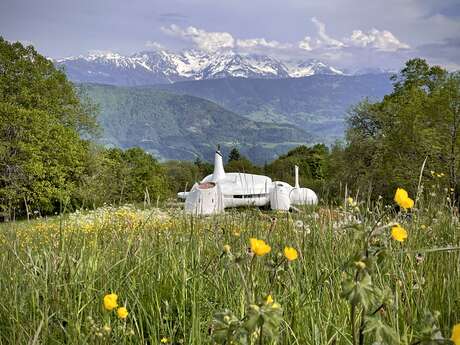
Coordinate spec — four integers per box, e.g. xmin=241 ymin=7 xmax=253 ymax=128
xmin=1 ymin=0 xmax=459 ymax=71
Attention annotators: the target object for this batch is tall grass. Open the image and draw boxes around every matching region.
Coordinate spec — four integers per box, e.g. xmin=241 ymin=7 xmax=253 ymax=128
xmin=0 ymin=193 xmax=458 ymax=344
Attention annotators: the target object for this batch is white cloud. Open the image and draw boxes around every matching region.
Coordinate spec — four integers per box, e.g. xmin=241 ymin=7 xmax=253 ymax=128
xmin=145 ymin=40 xmax=165 ymax=50
xmin=236 ymin=38 xmax=291 ymax=49
xmin=311 ymin=17 xmax=345 ymax=48
xmin=161 ymin=24 xmax=234 ymax=52
xmin=346 ymin=29 xmax=410 ymax=51
xmin=157 ymin=21 xmax=412 ymax=70
xmin=298 ymin=36 xmax=313 ymax=51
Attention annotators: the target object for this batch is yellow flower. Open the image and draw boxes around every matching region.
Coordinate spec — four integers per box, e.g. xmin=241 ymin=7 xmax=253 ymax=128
xmin=249 ymin=238 xmax=271 ymax=256
xmin=103 ymin=293 xmax=118 ymax=311
xmin=452 ymin=324 xmax=460 ymax=345
xmin=271 ymin=302 xmax=281 ymax=309
xmin=266 ymin=295 xmax=274 ymax=304
xmin=223 ymin=244 xmax=231 ymax=253
xmin=284 ymin=246 xmax=298 ymax=261
xmin=391 ymin=225 xmax=408 ymax=242
xmin=161 ymin=337 xmax=169 ymax=343
xmin=354 ymin=261 xmax=366 ymax=270
xmin=394 ymin=188 xmax=414 ymax=210
xmin=347 ymin=197 xmax=357 ymax=207
xmin=117 ymin=307 xmax=128 ymax=319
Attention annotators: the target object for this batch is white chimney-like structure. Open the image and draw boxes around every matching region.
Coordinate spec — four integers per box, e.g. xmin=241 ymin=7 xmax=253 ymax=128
xmin=294 ymin=165 xmax=300 ymax=188
xmin=210 ymin=148 xmax=226 ymax=182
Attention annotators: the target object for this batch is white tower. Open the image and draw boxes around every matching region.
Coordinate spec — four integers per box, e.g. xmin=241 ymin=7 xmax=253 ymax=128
xmin=210 ymin=147 xmax=226 ymax=182
xmin=294 ymin=165 xmax=300 ymax=188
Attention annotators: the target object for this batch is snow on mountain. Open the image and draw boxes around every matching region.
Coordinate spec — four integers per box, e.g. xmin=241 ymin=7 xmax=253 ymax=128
xmin=54 ymin=49 xmax=346 ymax=86
xmin=285 ymin=59 xmax=345 ymax=77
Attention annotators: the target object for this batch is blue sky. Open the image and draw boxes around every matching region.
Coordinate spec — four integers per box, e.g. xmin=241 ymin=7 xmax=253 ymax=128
xmin=1 ymin=0 xmax=459 ymax=70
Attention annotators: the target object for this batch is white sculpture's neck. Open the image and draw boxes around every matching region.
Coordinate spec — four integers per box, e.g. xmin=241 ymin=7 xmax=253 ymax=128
xmin=211 ymin=150 xmax=226 ymax=181
xmin=294 ymin=165 xmax=300 ymax=188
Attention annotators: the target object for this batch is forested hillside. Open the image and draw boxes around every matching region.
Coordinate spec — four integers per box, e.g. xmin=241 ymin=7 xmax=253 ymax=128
xmin=79 ymin=84 xmax=312 ymax=163
xmin=156 ymin=74 xmax=393 ymax=140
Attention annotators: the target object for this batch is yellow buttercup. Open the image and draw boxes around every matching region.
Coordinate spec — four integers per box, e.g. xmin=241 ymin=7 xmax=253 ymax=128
xmin=394 ymin=188 xmax=414 ymax=210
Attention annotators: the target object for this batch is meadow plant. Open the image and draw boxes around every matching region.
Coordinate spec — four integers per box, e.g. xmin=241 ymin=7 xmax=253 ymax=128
xmin=0 ymin=191 xmax=459 ymax=344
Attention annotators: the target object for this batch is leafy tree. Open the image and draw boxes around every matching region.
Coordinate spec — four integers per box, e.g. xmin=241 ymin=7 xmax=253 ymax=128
xmin=75 ymin=147 xmax=171 ymax=208
xmin=265 ymin=144 xmax=329 ymax=187
xmin=0 ymin=103 xmax=88 ymax=216
xmin=0 ymin=37 xmax=97 ymax=217
xmin=120 ymin=147 xmax=169 ymax=203
xmin=339 ymin=59 xmax=459 ymax=200
xmin=163 ymin=160 xmax=202 ymax=193
xmin=193 ymin=157 xmax=213 ymax=177
xmin=0 ymin=37 xmax=98 ymax=135
xmin=225 ymin=157 xmax=261 ymax=175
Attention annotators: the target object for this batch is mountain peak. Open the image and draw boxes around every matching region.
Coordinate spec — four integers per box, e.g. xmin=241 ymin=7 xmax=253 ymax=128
xmin=55 ymin=49 xmax=347 ymax=86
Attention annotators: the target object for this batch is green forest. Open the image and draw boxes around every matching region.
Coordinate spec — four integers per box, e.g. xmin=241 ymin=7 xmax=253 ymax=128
xmin=1 ymin=37 xmax=459 ymax=219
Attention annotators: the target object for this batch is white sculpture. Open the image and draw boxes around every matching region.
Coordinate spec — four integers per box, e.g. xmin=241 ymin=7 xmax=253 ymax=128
xmin=178 ymin=148 xmax=318 ymax=215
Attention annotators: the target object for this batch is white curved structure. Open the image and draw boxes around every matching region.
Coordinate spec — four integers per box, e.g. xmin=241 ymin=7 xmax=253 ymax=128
xmin=178 ymin=148 xmax=318 ymax=215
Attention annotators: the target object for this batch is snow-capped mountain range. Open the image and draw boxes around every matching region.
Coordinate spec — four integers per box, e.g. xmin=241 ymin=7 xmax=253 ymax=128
xmin=54 ymin=49 xmax=346 ymax=86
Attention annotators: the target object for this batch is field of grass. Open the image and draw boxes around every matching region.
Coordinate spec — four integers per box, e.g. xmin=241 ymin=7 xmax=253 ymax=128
xmin=0 ymin=190 xmax=459 ymax=344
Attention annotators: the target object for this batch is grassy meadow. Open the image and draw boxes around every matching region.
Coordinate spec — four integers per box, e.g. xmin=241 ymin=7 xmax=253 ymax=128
xmin=0 ymin=187 xmax=459 ymax=345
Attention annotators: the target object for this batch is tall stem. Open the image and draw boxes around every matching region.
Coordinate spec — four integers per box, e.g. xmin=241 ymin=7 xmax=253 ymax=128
xmin=358 ymin=307 xmax=366 ymax=345
xmin=259 ymin=321 xmax=264 ymax=345
xmin=351 ymin=304 xmax=356 ymax=345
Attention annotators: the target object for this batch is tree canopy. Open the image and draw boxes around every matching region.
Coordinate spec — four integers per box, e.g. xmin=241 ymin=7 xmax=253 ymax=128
xmin=333 ymin=58 xmax=460 ymax=199
xmin=0 ymin=38 xmax=97 ymax=216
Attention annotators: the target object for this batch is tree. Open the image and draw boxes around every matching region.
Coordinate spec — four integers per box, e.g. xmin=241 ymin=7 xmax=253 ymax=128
xmin=430 ymin=72 xmax=460 ymax=193
xmin=339 ymin=59 xmax=459 ymax=200
xmin=193 ymin=157 xmax=213 ymax=177
xmin=0 ymin=37 xmax=98 ymax=135
xmin=0 ymin=37 xmax=97 ymax=216
xmin=163 ymin=160 xmax=201 ymax=193
xmin=0 ymin=103 xmax=88 ymax=216
xmin=75 ymin=147 xmax=171 ymax=208
xmin=264 ymin=144 xmax=329 ymax=194
xmin=228 ymin=148 xmax=241 ymax=162
xmin=121 ymin=147 xmax=169 ymax=203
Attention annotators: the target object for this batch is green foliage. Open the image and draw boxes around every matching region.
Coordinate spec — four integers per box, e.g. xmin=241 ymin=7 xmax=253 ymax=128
xmin=265 ymin=144 xmax=329 ymax=189
xmin=76 ymin=147 xmax=170 ymax=208
xmin=193 ymin=157 xmax=214 ymax=176
xmin=211 ymin=301 xmax=283 ymax=344
xmin=0 ymin=37 xmax=98 ymax=136
xmin=0 ymin=37 xmax=99 ymax=216
xmin=0 ymin=93 xmax=89 ymax=215
xmin=228 ymin=147 xmax=242 ymax=162
xmin=225 ymin=149 xmax=262 ymax=175
xmin=225 ymin=158 xmax=262 ymax=175
xmin=163 ymin=160 xmax=202 ymax=194
xmin=333 ymin=59 xmax=460 ymax=201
